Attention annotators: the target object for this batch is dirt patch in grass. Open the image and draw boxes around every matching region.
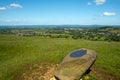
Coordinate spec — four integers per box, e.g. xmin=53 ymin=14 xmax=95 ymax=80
xmin=14 ymin=63 xmax=118 ymax=80
xmin=14 ymin=63 xmax=58 ymax=80
xmin=90 ymin=67 xmax=119 ymax=80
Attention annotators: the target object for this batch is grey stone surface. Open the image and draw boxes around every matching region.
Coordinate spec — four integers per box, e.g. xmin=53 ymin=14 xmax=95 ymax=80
xmin=54 ymin=48 xmax=97 ymax=80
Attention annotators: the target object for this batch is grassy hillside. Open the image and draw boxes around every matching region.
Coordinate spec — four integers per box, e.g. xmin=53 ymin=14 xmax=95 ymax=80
xmin=0 ymin=34 xmax=120 ymax=80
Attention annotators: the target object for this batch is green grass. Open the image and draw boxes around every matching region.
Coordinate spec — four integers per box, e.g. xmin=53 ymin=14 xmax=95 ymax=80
xmin=0 ymin=34 xmax=120 ymax=80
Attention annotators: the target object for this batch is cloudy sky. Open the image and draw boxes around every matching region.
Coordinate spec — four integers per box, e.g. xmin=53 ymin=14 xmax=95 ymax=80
xmin=0 ymin=0 xmax=120 ymax=25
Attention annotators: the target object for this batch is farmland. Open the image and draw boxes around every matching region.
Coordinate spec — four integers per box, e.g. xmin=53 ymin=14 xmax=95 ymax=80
xmin=0 ymin=26 xmax=120 ymax=80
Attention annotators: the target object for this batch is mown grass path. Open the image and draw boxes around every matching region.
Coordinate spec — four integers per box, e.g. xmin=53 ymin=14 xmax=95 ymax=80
xmin=0 ymin=35 xmax=120 ymax=80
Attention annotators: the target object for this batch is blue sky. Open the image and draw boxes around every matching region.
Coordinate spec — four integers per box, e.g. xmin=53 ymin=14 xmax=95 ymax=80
xmin=0 ymin=0 xmax=120 ymax=25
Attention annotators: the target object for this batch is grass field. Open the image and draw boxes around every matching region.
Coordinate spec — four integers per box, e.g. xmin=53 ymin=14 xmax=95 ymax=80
xmin=0 ymin=34 xmax=120 ymax=80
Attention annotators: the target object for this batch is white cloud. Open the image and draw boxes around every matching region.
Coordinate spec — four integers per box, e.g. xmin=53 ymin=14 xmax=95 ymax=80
xmin=0 ymin=7 xmax=7 ymax=10
xmin=103 ymin=12 xmax=116 ymax=16
xmin=10 ymin=3 xmax=23 ymax=8
xmin=87 ymin=2 xmax=92 ymax=5
xmin=94 ymin=0 xmax=106 ymax=5
xmin=0 ymin=3 xmax=23 ymax=10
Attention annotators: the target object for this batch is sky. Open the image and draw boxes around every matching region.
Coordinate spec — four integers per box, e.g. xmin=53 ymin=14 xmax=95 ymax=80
xmin=0 ymin=0 xmax=120 ymax=25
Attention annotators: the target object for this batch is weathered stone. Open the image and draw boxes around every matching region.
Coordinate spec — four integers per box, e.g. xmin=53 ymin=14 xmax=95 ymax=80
xmin=54 ymin=48 xmax=97 ymax=80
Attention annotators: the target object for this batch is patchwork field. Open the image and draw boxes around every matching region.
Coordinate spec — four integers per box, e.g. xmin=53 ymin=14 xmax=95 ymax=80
xmin=0 ymin=34 xmax=120 ymax=80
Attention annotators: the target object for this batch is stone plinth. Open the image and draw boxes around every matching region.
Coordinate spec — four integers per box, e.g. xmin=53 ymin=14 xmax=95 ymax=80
xmin=54 ymin=48 xmax=97 ymax=80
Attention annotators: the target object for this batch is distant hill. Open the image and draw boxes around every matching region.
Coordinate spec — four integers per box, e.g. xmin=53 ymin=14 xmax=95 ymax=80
xmin=0 ymin=25 xmax=120 ymax=29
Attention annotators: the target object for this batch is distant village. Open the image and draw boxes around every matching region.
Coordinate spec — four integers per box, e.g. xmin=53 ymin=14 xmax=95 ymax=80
xmin=0 ymin=26 xmax=120 ymax=41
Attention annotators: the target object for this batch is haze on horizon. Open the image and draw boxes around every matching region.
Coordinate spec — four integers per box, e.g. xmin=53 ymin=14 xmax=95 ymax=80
xmin=0 ymin=0 xmax=120 ymax=25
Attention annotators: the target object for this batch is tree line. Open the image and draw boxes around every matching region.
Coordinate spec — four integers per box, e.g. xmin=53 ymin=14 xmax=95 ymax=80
xmin=0 ymin=27 xmax=120 ymax=41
